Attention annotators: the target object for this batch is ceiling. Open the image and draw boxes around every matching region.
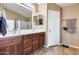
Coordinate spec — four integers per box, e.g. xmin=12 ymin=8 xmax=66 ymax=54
xmin=2 ymin=3 xmax=32 ymax=17
xmin=2 ymin=3 xmax=76 ymax=17
xmin=56 ymin=3 xmax=76 ymax=7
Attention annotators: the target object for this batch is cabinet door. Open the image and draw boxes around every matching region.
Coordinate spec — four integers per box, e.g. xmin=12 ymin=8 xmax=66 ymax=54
xmin=0 ymin=44 xmax=17 ymax=55
xmin=39 ymin=33 xmax=45 ymax=48
xmin=0 ymin=45 xmax=9 ymax=55
xmin=33 ymin=36 xmax=39 ymax=51
xmin=17 ymin=42 xmax=23 ymax=55
xmin=0 ymin=36 xmax=22 ymax=55
xmin=16 ymin=36 xmax=23 ymax=55
xmin=23 ymin=35 xmax=32 ymax=55
xmin=23 ymin=47 xmax=32 ymax=55
xmin=8 ymin=44 xmax=17 ymax=55
xmin=8 ymin=36 xmax=22 ymax=55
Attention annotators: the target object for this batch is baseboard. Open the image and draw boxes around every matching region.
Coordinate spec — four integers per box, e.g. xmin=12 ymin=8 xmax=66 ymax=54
xmin=43 ymin=43 xmax=61 ymax=48
xmin=61 ymin=43 xmax=79 ymax=49
xmin=43 ymin=45 xmax=49 ymax=48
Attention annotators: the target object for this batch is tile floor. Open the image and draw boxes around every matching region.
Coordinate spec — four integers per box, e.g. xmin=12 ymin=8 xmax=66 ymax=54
xmin=33 ymin=46 xmax=79 ymax=55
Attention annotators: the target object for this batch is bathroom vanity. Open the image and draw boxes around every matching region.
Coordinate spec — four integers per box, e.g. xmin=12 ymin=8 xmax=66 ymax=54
xmin=0 ymin=3 xmax=45 ymax=55
xmin=0 ymin=32 xmax=45 ymax=55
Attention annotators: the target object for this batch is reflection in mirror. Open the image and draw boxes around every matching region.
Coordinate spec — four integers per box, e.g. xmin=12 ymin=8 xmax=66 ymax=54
xmin=19 ymin=18 xmax=32 ymax=30
xmin=7 ymin=18 xmax=32 ymax=32
xmin=6 ymin=20 xmax=15 ymax=32
xmin=3 ymin=3 xmax=33 ymax=32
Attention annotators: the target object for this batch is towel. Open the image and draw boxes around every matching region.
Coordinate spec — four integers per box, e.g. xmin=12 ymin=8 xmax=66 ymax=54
xmin=66 ymin=19 xmax=76 ymax=33
xmin=0 ymin=7 xmax=7 ymax=36
xmin=0 ymin=16 xmax=7 ymax=36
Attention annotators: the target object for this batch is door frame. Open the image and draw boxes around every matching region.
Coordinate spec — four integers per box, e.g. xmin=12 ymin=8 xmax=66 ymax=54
xmin=47 ymin=10 xmax=61 ymax=47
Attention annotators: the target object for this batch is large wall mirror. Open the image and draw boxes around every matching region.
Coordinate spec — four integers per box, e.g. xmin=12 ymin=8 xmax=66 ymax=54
xmin=2 ymin=3 xmax=33 ymax=32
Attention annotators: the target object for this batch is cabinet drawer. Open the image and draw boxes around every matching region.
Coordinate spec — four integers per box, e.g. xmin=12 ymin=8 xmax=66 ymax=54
xmin=33 ymin=33 xmax=39 ymax=37
xmin=24 ymin=39 xmax=32 ymax=44
xmin=0 ymin=36 xmax=22 ymax=46
xmin=23 ymin=47 xmax=32 ymax=55
xmin=23 ymin=35 xmax=32 ymax=39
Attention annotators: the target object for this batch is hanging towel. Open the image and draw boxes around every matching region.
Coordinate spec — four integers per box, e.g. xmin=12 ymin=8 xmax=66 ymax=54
xmin=0 ymin=4 xmax=7 ymax=36
xmin=0 ymin=16 xmax=7 ymax=36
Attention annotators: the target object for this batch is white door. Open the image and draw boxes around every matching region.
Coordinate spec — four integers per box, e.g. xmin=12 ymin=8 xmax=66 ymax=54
xmin=47 ymin=10 xmax=60 ymax=47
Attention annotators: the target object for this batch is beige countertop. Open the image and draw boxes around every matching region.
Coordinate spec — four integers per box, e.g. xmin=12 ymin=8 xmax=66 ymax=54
xmin=0 ymin=29 xmax=45 ymax=38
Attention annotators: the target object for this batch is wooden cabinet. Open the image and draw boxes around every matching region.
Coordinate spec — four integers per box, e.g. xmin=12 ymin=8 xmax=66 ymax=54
xmin=33 ymin=32 xmax=45 ymax=51
xmin=0 ymin=45 xmax=9 ymax=55
xmin=33 ymin=33 xmax=39 ymax=51
xmin=23 ymin=32 xmax=45 ymax=54
xmin=39 ymin=33 xmax=45 ymax=48
xmin=17 ymin=38 xmax=23 ymax=55
xmin=7 ymin=44 xmax=17 ymax=55
xmin=0 ymin=36 xmax=22 ymax=55
xmin=0 ymin=44 xmax=17 ymax=55
xmin=23 ymin=35 xmax=32 ymax=55
xmin=0 ymin=32 xmax=45 ymax=55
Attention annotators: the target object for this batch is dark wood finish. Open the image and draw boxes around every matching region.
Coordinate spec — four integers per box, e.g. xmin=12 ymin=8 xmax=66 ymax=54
xmin=23 ymin=35 xmax=32 ymax=55
xmin=0 ymin=36 xmax=22 ymax=55
xmin=23 ymin=47 xmax=32 ymax=55
xmin=0 ymin=32 xmax=45 ymax=55
xmin=39 ymin=32 xmax=45 ymax=48
xmin=32 ymin=32 xmax=45 ymax=51
xmin=0 ymin=45 xmax=9 ymax=55
xmin=33 ymin=34 xmax=39 ymax=51
xmin=17 ymin=38 xmax=23 ymax=55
